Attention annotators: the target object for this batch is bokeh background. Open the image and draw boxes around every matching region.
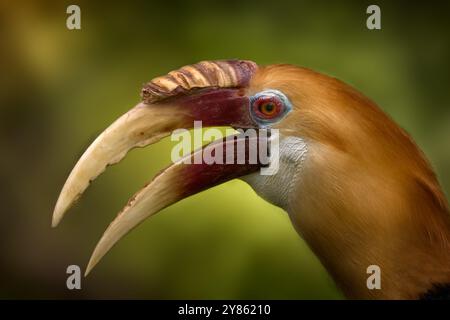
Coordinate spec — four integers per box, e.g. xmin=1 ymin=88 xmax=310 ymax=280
xmin=1 ymin=0 xmax=449 ymax=299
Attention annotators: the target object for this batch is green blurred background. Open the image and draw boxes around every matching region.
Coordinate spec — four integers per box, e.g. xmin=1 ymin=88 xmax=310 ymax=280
xmin=1 ymin=0 xmax=449 ymax=299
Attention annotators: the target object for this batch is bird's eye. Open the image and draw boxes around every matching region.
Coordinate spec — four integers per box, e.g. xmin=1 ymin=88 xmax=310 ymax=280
xmin=254 ymin=98 xmax=281 ymax=119
xmin=258 ymin=101 xmax=277 ymax=115
xmin=250 ymin=89 xmax=292 ymax=125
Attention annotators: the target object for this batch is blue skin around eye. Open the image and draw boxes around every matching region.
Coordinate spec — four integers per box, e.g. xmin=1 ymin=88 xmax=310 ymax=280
xmin=249 ymin=89 xmax=293 ymax=127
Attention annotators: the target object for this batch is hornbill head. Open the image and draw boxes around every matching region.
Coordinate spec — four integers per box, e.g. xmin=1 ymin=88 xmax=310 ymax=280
xmin=53 ymin=60 xmax=450 ymax=299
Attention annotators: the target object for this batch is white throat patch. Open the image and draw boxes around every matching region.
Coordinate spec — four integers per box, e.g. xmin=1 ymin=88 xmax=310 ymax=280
xmin=241 ymin=136 xmax=308 ymax=210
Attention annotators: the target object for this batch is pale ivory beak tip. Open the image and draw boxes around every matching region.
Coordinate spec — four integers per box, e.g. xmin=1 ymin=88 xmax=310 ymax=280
xmin=51 ymin=102 xmax=178 ymax=229
xmin=85 ymin=256 xmax=97 ymax=277
xmin=51 ymin=212 xmax=60 ymax=228
xmin=85 ymin=244 xmax=105 ymax=277
xmin=51 ymin=200 xmax=65 ymax=227
xmin=84 ymin=266 xmax=92 ymax=277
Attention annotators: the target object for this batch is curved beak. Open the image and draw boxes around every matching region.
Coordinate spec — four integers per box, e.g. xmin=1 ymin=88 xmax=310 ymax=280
xmin=85 ymin=133 xmax=266 ymax=275
xmin=53 ymin=88 xmax=267 ymax=274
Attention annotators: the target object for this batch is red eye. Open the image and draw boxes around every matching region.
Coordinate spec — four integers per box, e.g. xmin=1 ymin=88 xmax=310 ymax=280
xmin=252 ymin=97 xmax=282 ymax=119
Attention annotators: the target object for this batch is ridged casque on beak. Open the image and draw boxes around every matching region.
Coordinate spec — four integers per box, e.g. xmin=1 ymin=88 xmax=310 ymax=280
xmin=53 ymin=60 xmax=266 ymax=274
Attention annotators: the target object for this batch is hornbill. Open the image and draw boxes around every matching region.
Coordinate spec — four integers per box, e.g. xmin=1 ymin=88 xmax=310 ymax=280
xmin=53 ymin=60 xmax=450 ymax=299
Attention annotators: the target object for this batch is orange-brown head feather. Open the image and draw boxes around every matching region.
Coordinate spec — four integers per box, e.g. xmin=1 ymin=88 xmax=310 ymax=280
xmin=248 ymin=64 xmax=450 ymax=299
